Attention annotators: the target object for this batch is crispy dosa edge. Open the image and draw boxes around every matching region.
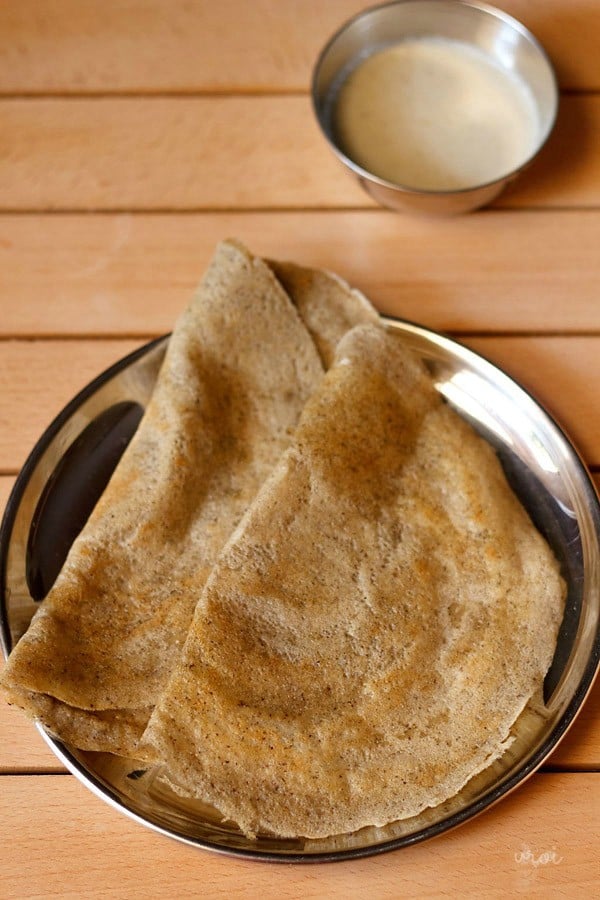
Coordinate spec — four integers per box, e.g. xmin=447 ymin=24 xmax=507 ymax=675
xmin=2 ymin=684 xmax=154 ymax=759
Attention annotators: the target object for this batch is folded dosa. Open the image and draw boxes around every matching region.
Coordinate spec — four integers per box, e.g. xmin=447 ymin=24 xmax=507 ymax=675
xmin=269 ymin=260 xmax=379 ymax=367
xmin=144 ymin=324 xmax=565 ymax=838
xmin=1 ymin=241 xmax=379 ymax=757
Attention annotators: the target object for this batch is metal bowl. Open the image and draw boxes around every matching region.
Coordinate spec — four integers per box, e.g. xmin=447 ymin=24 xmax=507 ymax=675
xmin=1 ymin=321 xmax=599 ymax=861
xmin=312 ymin=0 xmax=559 ymax=214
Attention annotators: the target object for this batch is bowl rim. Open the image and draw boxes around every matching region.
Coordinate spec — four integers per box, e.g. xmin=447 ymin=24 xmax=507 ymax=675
xmin=311 ymin=0 xmax=560 ymax=198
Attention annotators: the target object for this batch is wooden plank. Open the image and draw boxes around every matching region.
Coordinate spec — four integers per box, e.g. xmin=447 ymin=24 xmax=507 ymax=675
xmin=0 ymin=340 xmax=143 ymax=472
xmin=0 ymin=97 xmax=355 ymax=212
xmin=0 ymin=1 xmax=598 ymax=93
xmin=1 ymin=773 xmax=597 ymax=898
xmin=0 ymin=677 xmax=64 ymax=773
xmin=3 ymin=211 xmax=600 ymax=336
xmin=1 ymin=336 xmax=598 ymax=473
xmin=1 ymin=471 xmax=597 ymax=774
xmin=0 ymin=95 xmax=598 ymax=211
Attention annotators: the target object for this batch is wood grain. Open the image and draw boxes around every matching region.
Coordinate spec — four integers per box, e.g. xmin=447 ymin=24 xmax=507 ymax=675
xmin=0 ymin=1 xmax=599 ymax=93
xmin=0 ymin=95 xmax=598 ymax=211
xmin=0 ymin=336 xmax=598 ymax=473
xmin=1 ymin=773 xmax=597 ymax=898
xmin=3 ymin=210 xmax=600 ymax=336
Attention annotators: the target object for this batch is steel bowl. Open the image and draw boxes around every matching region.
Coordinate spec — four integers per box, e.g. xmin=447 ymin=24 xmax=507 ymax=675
xmin=312 ymin=0 xmax=559 ymax=215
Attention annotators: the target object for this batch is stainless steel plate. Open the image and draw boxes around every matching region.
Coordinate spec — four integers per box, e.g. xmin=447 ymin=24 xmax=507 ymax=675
xmin=1 ymin=320 xmax=599 ymax=862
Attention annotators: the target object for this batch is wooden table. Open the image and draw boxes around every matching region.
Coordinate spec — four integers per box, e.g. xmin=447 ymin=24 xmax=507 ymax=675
xmin=1 ymin=2 xmax=599 ymax=897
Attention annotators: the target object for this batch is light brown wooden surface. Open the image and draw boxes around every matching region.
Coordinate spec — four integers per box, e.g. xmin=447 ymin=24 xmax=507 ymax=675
xmin=2 ymin=211 xmax=600 ymax=336
xmin=1 ymin=774 xmax=598 ymax=899
xmin=0 ymin=94 xmax=598 ymax=211
xmin=1 ymin=3 xmax=599 ymax=896
xmin=0 ymin=0 xmax=598 ymax=93
xmin=1 ymin=336 xmax=599 ymax=472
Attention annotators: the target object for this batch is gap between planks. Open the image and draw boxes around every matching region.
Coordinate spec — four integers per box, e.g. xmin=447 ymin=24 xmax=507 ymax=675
xmin=3 ymin=205 xmax=600 ymax=214
xmin=1 ymin=771 xmax=597 ymax=899
xmin=4 ymin=331 xmax=600 ymax=342
xmin=0 ymin=90 xmax=310 ymax=100
xmin=0 ymin=89 xmax=595 ymax=99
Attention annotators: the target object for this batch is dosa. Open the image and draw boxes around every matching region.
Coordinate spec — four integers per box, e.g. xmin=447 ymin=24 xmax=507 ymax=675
xmin=144 ymin=324 xmax=565 ymax=838
xmin=1 ymin=242 xmax=376 ymax=756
